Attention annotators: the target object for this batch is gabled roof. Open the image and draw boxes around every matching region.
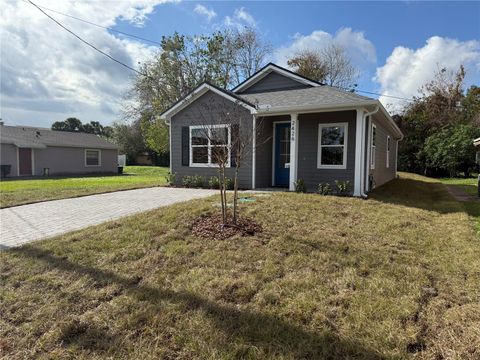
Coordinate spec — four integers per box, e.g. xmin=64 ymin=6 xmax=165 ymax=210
xmin=160 ymin=82 xmax=257 ymax=121
xmin=239 ymin=86 xmax=375 ymax=111
xmin=0 ymin=125 xmax=118 ymax=149
xmin=232 ymin=63 xmax=321 ymax=93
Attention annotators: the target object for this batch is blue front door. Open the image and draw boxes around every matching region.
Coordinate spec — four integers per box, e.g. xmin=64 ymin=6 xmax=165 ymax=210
xmin=274 ymin=123 xmax=291 ymax=187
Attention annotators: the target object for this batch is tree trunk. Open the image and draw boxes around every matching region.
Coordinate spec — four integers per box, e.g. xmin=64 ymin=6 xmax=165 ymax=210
xmin=233 ymin=165 xmax=239 ymax=224
xmin=219 ymin=167 xmax=226 ymax=226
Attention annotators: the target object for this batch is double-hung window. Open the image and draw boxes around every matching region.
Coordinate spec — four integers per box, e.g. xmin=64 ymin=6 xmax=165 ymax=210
xmin=370 ymin=124 xmax=376 ymax=170
xmin=190 ymin=125 xmax=231 ymax=167
xmin=386 ymin=135 xmax=391 ymax=168
xmin=85 ymin=149 xmax=101 ymax=167
xmin=317 ymin=122 xmax=348 ymax=169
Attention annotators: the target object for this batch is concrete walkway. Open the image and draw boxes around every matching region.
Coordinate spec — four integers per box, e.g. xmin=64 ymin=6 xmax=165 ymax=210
xmin=0 ymin=187 xmax=217 ymax=249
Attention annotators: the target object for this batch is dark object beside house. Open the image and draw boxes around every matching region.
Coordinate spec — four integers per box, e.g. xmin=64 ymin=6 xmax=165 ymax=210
xmin=1 ymin=164 xmax=11 ymax=178
xmin=160 ymin=63 xmax=404 ymax=197
xmin=0 ymin=124 xmax=118 ymax=177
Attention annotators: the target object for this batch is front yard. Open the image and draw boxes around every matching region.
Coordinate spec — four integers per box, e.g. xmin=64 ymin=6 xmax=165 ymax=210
xmin=0 ymin=166 xmax=168 ymax=208
xmin=1 ymin=173 xmax=479 ymax=359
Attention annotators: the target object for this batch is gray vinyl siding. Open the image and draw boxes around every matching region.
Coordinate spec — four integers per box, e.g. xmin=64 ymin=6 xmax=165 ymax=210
xmin=33 ymin=147 xmax=117 ymax=176
xmin=239 ymin=72 xmax=311 ymax=94
xmin=297 ymin=111 xmax=356 ymax=192
xmin=170 ymin=91 xmax=253 ymax=188
xmin=0 ymin=144 xmax=117 ymax=177
xmin=368 ymin=117 xmax=397 ymax=189
xmin=1 ymin=144 xmax=18 ymax=176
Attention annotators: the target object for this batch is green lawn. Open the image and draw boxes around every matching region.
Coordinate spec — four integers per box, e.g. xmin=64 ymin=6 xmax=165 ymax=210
xmin=439 ymin=176 xmax=480 ymax=235
xmin=1 ymin=172 xmax=479 ymax=359
xmin=0 ymin=166 xmax=169 ymax=208
xmin=441 ymin=176 xmax=478 ymax=196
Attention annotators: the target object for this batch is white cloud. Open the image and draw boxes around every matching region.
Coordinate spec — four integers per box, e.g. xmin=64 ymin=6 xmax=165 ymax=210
xmin=224 ymin=7 xmax=256 ymax=30
xmin=194 ymin=4 xmax=216 ymax=22
xmin=375 ymin=36 xmax=480 ymax=112
xmin=0 ymin=0 xmax=174 ymax=127
xmin=274 ymin=28 xmax=376 ymax=67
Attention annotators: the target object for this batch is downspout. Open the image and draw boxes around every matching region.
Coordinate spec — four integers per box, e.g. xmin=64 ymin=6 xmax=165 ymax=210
xmin=163 ymin=116 xmax=172 ymax=173
xmin=361 ymin=105 xmax=379 ymax=198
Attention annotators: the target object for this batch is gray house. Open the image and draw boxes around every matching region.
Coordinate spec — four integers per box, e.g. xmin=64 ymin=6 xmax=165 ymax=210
xmin=0 ymin=124 xmax=118 ymax=177
xmin=161 ymin=63 xmax=403 ymax=196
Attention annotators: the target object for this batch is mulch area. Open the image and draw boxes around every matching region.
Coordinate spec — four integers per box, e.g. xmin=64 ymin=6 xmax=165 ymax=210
xmin=192 ymin=213 xmax=262 ymax=240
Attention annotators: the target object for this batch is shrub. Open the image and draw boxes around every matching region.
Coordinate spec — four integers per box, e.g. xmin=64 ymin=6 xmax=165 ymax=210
xmin=182 ymin=176 xmax=194 ymax=188
xmin=294 ymin=179 xmax=306 ymax=193
xmin=165 ymin=172 xmax=176 ymax=186
xmin=192 ymin=175 xmax=205 ymax=188
xmin=335 ymin=180 xmax=351 ymax=196
xmin=225 ymin=177 xmax=234 ymax=190
xmin=318 ymin=182 xmax=332 ymax=195
xmin=208 ymin=176 xmax=220 ymax=189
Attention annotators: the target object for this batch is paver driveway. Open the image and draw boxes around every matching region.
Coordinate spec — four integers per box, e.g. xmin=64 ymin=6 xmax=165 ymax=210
xmin=0 ymin=187 xmax=217 ymax=249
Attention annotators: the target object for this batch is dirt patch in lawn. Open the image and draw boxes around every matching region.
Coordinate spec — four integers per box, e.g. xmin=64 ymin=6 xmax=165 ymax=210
xmin=192 ymin=213 xmax=262 ymax=240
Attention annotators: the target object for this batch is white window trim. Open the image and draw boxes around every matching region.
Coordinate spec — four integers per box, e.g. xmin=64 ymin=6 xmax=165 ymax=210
xmin=317 ymin=122 xmax=348 ymax=170
xmin=85 ymin=149 xmax=101 ymax=167
xmin=386 ymin=135 xmax=390 ymax=168
xmin=189 ymin=124 xmax=231 ymax=168
xmin=370 ymin=124 xmax=376 ymax=170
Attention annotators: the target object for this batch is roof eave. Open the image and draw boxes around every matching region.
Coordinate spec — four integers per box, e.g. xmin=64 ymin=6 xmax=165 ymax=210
xmin=160 ymin=82 xmax=257 ymax=123
xmin=232 ymin=63 xmax=321 ymax=93
xmin=254 ymin=101 xmax=377 ymax=116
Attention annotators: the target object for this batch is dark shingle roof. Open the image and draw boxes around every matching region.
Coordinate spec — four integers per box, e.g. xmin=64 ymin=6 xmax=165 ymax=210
xmin=239 ymin=86 xmax=375 ymax=110
xmin=0 ymin=125 xmax=118 ymax=149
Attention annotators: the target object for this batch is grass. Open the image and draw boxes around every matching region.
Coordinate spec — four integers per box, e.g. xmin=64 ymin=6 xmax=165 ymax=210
xmin=1 ymin=173 xmax=479 ymax=359
xmin=0 ymin=166 xmax=168 ymax=208
xmin=441 ymin=176 xmax=478 ymax=196
xmin=439 ymin=176 xmax=480 ymax=236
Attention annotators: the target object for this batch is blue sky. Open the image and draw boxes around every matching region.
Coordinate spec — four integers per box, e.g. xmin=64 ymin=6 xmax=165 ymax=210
xmin=2 ymin=0 xmax=479 ymax=127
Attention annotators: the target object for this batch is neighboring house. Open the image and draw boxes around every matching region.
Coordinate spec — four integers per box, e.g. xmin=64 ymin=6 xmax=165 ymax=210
xmin=0 ymin=124 xmax=118 ymax=177
xmin=161 ymin=63 xmax=403 ymax=196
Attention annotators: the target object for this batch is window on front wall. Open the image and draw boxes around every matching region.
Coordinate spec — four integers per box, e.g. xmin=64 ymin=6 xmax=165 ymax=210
xmin=370 ymin=124 xmax=376 ymax=170
xmin=317 ymin=123 xmax=348 ymax=169
xmin=85 ymin=149 xmax=100 ymax=166
xmin=386 ymin=135 xmax=391 ymax=168
xmin=190 ymin=125 xmax=230 ymax=167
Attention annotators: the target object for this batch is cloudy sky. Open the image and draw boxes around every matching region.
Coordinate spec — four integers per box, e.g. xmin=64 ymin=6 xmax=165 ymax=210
xmin=1 ymin=0 xmax=479 ymax=128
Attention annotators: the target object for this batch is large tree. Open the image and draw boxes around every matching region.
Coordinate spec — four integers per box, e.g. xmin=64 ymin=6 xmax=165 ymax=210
xmin=123 ymin=29 xmax=270 ymax=157
xmin=396 ymin=65 xmax=480 ymax=176
xmin=51 ymin=118 xmax=112 ymax=138
xmin=287 ymin=44 xmax=358 ymax=89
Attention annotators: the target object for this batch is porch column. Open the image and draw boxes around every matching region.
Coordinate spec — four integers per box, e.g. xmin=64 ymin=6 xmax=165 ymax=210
xmin=354 ymin=109 xmax=365 ymax=197
xmin=252 ymin=115 xmax=256 ymax=189
xmin=289 ymin=113 xmax=298 ymax=191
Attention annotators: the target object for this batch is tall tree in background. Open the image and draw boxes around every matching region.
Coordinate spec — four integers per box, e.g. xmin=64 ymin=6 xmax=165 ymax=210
xmin=287 ymin=44 xmax=358 ymax=89
xmin=396 ymin=65 xmax=480 ymax=177
xmin=51 ymin=118 xmax=112 ymax=138
xmin=287 ymin=50 xmax=327 ymax=82
xmin=123 ymin=28 xmax=270 ymax=159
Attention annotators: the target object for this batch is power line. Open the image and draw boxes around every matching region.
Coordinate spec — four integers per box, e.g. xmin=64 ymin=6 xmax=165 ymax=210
xmin=27 ymin=0 xmax=145 ymax=77
xmin=22 ymin=0 xmax=162 ymax=46
xmin=25 ymin=1 xmax=415 ymax=102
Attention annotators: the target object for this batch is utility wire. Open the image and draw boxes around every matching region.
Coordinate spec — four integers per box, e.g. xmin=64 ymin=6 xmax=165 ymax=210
xmin=27 ymin=0 xmax=145 ymax=77
xmin=26 ymin=1 xmax=414 ymax=102
xmin=22 ymin=0 xmax=162 ymax=46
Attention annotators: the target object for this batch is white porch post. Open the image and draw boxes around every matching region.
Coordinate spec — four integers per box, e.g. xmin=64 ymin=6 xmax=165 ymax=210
xmin=289 ymin=113 xmax=298 ymax=191
xmin=252 ymin=115 xmax=256 ymax=189
xmin=354 ymin=109 xmax=365 ymax=197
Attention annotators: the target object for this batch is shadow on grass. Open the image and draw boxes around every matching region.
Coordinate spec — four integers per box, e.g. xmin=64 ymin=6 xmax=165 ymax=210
xmin=368 ymin=176 xmax=464 ymax=215
xmin=9 ymin=245 xmax=386 ymax=359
